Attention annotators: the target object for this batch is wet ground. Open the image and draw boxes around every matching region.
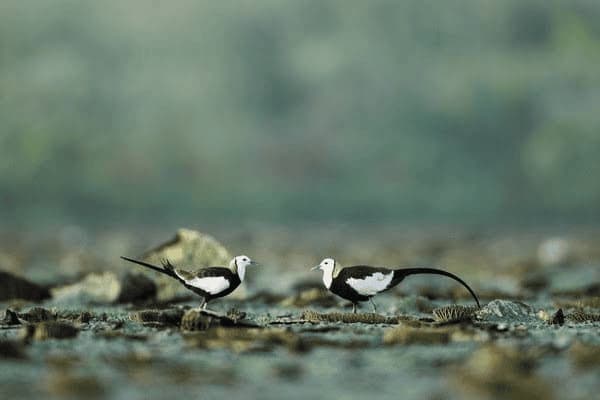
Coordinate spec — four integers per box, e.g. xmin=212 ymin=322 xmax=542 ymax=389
xmin=1 ymin=226 xmax=599 ymax=399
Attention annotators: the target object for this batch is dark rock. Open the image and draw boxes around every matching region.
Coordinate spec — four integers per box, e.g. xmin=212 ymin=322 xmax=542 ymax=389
xmin=18 ymin=307 xmax=56 ymax=323
xmin=180 ymin=309 xmax=259 ymax=331
xmin=549 ymin=308 xmax=565 ymax=325
xmin=130 ymin=308 xmax=184 ymax=326
xmin=116 ymin=273 xmax=156 ymax=303
xmin=21 ymin=321 xmax=79 ymax=341
xmin=0 ymin=270 xmax=50 ymax=301
xmin=1 ymin=309 xmax=21 ymax=325
xmin=75 ymin=311 xmax=93 ymax=324
xmin=51 ymin=272 xmax=156 ymax=304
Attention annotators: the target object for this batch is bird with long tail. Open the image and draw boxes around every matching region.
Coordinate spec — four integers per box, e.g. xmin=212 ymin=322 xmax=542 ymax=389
xmin=121 ymin=255 xmax=257 ymax=309
xmin=312 ymin=258 xmax=480 ymax=313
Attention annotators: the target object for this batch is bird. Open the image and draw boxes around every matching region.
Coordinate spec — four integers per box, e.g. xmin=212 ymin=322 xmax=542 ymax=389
xmin=120 ymin=255 xmax=257 ymax=309
xmin=312 ymin=258 xmax=480 ymax=313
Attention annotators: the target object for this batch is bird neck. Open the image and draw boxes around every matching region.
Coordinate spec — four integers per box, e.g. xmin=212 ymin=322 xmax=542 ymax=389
xmin=230 ymin=259 xmax=246 ymax=282
xmin=322 ymin=266 xmax=334 ymax=289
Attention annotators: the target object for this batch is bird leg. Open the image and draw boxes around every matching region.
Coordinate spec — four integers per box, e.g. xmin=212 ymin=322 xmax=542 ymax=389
xmin=352 ymin=303 xmax=357 ymax=314
xmin=369 ymin=298 xmax=377 ymax=313
xmin=194 ymin=298 xmax=207 ymax=311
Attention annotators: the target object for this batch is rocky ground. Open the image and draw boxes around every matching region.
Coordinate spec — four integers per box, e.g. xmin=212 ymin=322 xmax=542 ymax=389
xmin=1 ymin=226 xmax=599 ymax=400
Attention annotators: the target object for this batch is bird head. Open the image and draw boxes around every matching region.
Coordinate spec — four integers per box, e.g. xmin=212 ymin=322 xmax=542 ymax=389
xmin=311 ymin=257 xmax=336 ymax=275
xmin=231 ymin=255 xmax=257 ymax=281
xmin=233 ymin=255 xmax=256 ymax=269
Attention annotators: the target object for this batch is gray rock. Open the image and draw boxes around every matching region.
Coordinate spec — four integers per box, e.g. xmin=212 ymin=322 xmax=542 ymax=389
xmin=51 ymin=272 xmax=156 ymax=304
xmin=475 ymin=300 xmax=537 ymax=323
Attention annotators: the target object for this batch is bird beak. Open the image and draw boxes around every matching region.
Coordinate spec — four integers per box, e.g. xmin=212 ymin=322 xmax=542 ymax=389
xmin=250 ymin=260 xmax=258 ymax=266
xmin=310 ymin=265 xmax=320 ymax=271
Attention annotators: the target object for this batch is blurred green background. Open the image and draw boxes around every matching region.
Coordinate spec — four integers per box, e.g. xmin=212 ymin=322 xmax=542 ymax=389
xmin=2 ymin=0 xmax=599 ymax=228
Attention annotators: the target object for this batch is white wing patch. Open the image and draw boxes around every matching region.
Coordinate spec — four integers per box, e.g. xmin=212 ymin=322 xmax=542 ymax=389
xmin=185 ymin=276 xmax=230 ymax=295
xmin=346 ymin=272 xmax=393 ymax=296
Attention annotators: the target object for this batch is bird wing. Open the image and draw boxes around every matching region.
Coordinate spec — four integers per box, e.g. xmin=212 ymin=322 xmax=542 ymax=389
xmin=180 ymin=267 xmax=234 ymax=295
xmin=340 ymin=266 xmax=394 ymax=296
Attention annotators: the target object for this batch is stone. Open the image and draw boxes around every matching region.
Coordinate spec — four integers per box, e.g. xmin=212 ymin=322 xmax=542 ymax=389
xmin=0 ymin=271 xmax=50 ymax=301
xmin=21 ymin=321 xmax=79 ymax=341
xmin=475 ymin=300 xmax=537 ymax=323
xmin=130 ymin=308 xmax=185 ymax=326
xmin=51 ymin=272 xmax=156 ymax=304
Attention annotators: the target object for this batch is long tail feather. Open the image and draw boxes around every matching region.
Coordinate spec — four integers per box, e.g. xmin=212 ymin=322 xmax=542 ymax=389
xmin=393 ymin=267 xmax=481 ymax=308
xmin=120 ymin=256 xmax=177 ymax=279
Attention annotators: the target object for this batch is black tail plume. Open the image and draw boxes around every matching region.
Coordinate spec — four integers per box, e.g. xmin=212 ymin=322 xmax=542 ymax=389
xmin=120 ymin=256 xmax=177 ymax=279
xmin=393 ymin=267 xmax=481 ymax=308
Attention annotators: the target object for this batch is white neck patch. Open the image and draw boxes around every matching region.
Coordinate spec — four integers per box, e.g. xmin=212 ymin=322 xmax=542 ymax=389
xmin=237 ymin=262 xmax=246 ymax=282
xmin=321 ymin=265 xmax=334 ymax=289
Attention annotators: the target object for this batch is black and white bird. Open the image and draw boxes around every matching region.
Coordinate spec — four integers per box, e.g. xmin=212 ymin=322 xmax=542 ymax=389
xmin=312 ymin=258 xmax=480 ymax=313
xmin=121 ymin=255 xmax=257 ymax=309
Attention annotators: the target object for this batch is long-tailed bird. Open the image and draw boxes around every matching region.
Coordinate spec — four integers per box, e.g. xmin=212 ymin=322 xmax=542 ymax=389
xmin=121 ymin=255 xmax=257 ymax=309
xmin=312 ymin=258 xmax=480 ymax=313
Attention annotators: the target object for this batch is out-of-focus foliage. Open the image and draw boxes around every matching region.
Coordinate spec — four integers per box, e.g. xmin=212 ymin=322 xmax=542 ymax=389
xmin=1 ymin=0 xmax=599 ymax=225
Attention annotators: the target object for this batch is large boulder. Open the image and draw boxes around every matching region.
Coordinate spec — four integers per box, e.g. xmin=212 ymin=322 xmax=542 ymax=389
xmin=50 ymin=271 xmax=156 ymax=304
